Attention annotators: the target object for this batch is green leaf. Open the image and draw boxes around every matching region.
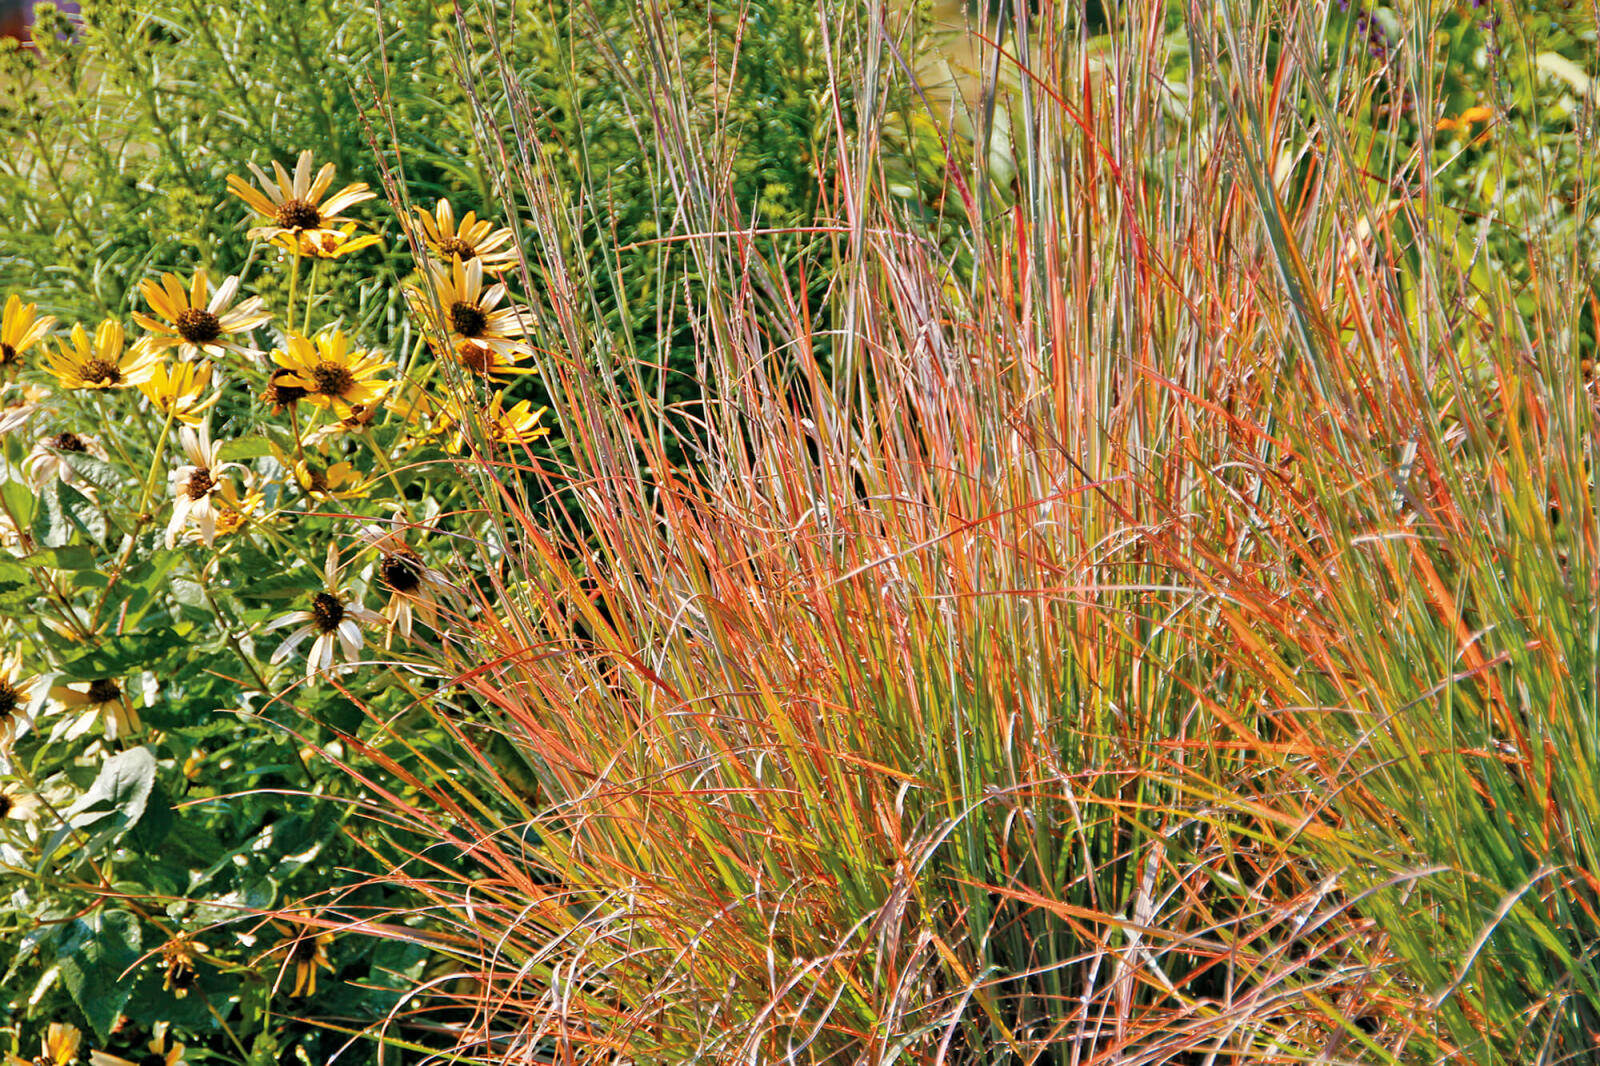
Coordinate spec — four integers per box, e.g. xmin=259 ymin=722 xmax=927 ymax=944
xmin=68 ymin=746 xmax=157 ymax=830
xmin=219 ymin=437 xmax=274 ymax=462
xmin=30 ymin=479 xmax=71 ymax=549
xmin=57 ymin=909 xmax=142 ymax=1042
xmin=128 ymin=781 xmax=174 ymax=851
xmin=16 ymin=545 xmax=98 ymax=570
xmin=60 ymin=629 xmax=183 ymax=679
xmin=1 ymin=479 xmax=33 ymax=526
xmin=55 ymin=452 xmax=126 ymax=494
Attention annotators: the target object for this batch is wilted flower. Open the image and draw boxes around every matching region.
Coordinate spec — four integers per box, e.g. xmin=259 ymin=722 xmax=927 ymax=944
xmin=0 ymin=294 xmax=55 ymax=373
xmin=166 ymin=421 xmax=240 ymax=549
xmin=411 ymin=198 xmax=519 ymax=273
xmin=0 ymin=649 xmax=43 ymax=748
xmin=0 ymin=783 xmax=41 ymax=824
xmin=269 ymin=329 xmax=391 ymax=419
xmin=265 ymin=544 xmax=381 ymax=682
xmin=158 ymin=936 xmax=209 ymax=1000
xmin=23 ymin=431 xmax=109 ymax=491
xmin=133 ymin=269 xmax=272 ymax=361
xmin=360 ymin=523 xmax=450 ymax=644
xmin=226 ymin=150 xmax=376 ymax=250
xmin=43 ymin=321 xmax=160 ymax=390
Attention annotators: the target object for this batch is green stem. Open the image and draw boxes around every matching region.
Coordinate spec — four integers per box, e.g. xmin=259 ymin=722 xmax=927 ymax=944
xmin=88 ymin=404 xmax=179 ymax=633
xmin=286 ymin=247 xmax=303 ymax=327
xmin=303 ymin=257 xmax=322 ymax=335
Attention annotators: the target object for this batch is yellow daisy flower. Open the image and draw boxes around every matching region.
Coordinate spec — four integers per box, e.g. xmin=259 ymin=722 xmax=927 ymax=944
xmin=7 ymin=1022 xmax=81 ymax=1066
xmin=265 ymin=545 xmax=381 ymax=683
xmin=89 ymin=1023 xmax=185 ymax=1066
xmin=292 ymin=458 xmax=369 ymax=501
xmin=42 ymin=321 xmax=160 ymax=390
xmin=411 ymin=198 xmax=519 ymax=273
xmin=448 ymin=391 xmax=549 ymax=454
xmin=133 ymin=269 xmax=272 ymax=361
xmin=1 ymin=294 xmax=55 ymax=372
xmin=280 ymin=222 xmax=383 ymax=260
xmin=206 ymin=481 xmax=265 ymax=542
xmin=406 ymin=258 xmax=535 ymax=376
xmin=270 ymin=329 xmax=392 ymax=419
xmin=54 ymin=677 xmax=140 ymax=741
xmin=226 ymin=150 xmax=376 ymax=249
xmin=274 ymin=924 xmax=336 ymax=998
xmin=139 ymin=359 xmax=217 ymax=425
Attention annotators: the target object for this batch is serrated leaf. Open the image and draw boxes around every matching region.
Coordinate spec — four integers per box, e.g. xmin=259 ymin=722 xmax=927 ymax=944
xmin=58 ymin=911 xmax=142 ymax=1041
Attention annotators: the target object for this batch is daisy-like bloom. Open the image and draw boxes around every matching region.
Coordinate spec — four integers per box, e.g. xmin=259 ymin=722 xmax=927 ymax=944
xmin=272 ymin=923 xmax=336 ymax=998
xmin=283 ymin=222 xmax=383 ymax=260
xmin=406 ymin=258 xmax=534 ymax=376
xmin=165 ymin=422 xmax=240 ymax=549
xmin=360 ymin=523 xmax=449 ymax=643
xmin=7 ymin=1023 xmax=81 ymax=1066
xmin=139 ymin=359 xmax=217 ymax=425
xmin=159 ymin=936 xmax=209 ymax=999
xmin=54 ymin=677 xmax=140 ymax=741
xmin=0 ymin=649 xmax=43 ymax=748
xmin=0 ymin=383 xmax=47 ymax=436
xmin=133 ymin=269 xmax=272 ymax=362
xmin=0 ymin=783 xmax=42 ymax=824
xmin=204 ymin=481 xmax=265 ymax=542
xmin=265 ymin=544 xmax=381 ymax=682
xmin=447 ymin=392 xmax=550 ymax=454
xmin=269 ymin=329 xmax=392 ymax=419
xmin=23 ymin=431 xmax=109 ymax=491
xmin=89 ymin=1023 xmax=185 ymax=1066
xmin=411 ymin=198 xmax=519 ymax=273
xmin=42 ymin=320 xmax=161 ymax=390
xmin=261 ymin=368 xmax=308 ymax=415
xmin=1 ymin=294 xmax=55 ymax=373
xmin=292 ymin=458 xmax=368 ymax=501
xmin=226 ymin=150 xmax=376 ymax=249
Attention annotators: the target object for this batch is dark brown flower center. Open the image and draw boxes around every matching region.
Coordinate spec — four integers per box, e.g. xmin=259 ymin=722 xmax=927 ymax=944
xmin=305 ymin=469 xmax=329 ymax=493
xmin=311 ymin=592 xmax=344 ymax=632
xmin=0 ymin=678 xmax=19 ymax=717
xmin=311 ymin=361 xmax=356 ymax=397
xmin=0 ymin=793 xmax=13 ymax=819
xmin=0 ymin=342 xmax=17 ymax=366
xmin=175 ymin=307 xmax=222 ymax=344
xmin=186 ymin=467 xmax=215 ymax=501
xmin=288 ymin=936 xmax=325 ymax=962
xmin=275 ymin=197 xmax=322 ymax=231
xmin=448 ymin=301 xmax=487 ymax=338
xmin=438 ymin=236 xmax=477 ymax=261
xmin=87 ymin=677 xmax=122 ymax=703
xmin=48 ymin=432 xmax=87 ymax=452
xmin=82 ymin=358 xmax=123 ymax=385
xmin=379 ymin=553 xmax=423 ymax=593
